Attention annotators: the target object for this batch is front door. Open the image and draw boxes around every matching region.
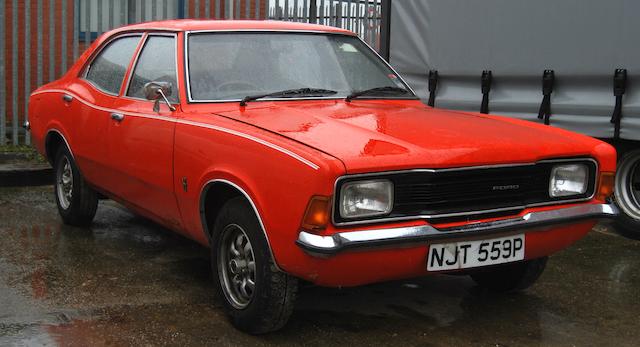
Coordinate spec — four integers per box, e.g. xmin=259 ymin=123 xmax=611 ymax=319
xmin=108 ymin=33 xmax=183 ymax=230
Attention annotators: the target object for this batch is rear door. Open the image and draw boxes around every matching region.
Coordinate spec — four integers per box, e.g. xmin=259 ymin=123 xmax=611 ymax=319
xmin=108 ymin=33 xmax=183 ymax=230
xmin=67 ymin=34 xmax=142 ymax=188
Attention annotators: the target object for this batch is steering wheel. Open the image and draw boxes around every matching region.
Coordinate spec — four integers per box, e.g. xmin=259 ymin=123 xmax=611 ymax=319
xmin=217 ymin=80 xmax=261 ymax=92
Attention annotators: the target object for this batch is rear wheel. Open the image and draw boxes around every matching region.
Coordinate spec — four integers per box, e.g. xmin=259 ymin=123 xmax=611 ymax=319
xmin=211 ymin=197 xmax=297 ymax=334
xmin=470 ymin=257 xmax=547 ymax=293
xmin=614 ymin=150 xmax=640 ymax=239
xmin=54 ymin=146 xmax=98 ymax=226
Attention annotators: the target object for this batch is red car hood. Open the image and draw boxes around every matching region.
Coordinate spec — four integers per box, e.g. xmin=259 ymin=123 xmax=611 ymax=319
xmin=215 ymin=100 xmax=603 ymax=173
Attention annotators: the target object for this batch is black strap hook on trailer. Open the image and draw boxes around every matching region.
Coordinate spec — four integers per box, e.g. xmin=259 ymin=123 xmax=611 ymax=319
xmin=427 ymin=70 xmax=438 ymax=107
xmin=480 ymin=70 xmax=492 ymax=114
xmin=610 ymin=69 xmax=627 ymax=139
xmin=537 ymin=70 xmax=555 ymax=125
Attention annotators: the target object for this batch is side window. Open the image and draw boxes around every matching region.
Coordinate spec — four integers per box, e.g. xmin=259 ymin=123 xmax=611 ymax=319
xmin=127 ymin=36 xmax=178 ymax=102
xmin=85 ymin=36 xmax=141 ymax=94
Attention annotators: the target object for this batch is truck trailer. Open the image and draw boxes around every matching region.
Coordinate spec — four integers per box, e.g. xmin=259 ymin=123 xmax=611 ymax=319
xmin=385 ymin=0 xmax=640 ymax=238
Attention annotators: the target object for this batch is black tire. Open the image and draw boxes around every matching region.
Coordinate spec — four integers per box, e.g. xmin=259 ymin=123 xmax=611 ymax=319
xmin=210 ymin=197 xmax=297 ymax=334
xmin=613 ymin=150 xmax=640 ymax=240
xmin=53 ymin=145 xmax=98 ymax=226
xmin=470 ymin=257 xmax=548 ymax=293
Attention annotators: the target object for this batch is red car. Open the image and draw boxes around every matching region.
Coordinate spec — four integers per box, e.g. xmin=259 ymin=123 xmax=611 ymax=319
xmin=29 ymin=20 xmax=618 ymax=333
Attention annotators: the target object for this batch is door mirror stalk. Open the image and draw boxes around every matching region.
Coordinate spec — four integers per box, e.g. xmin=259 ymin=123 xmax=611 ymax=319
xmin=144 ymin=82 xmax=176 ymax=113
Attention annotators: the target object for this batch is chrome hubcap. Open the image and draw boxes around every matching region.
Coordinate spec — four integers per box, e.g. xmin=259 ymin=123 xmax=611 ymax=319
xmin=219 ymin=224 xmax=256 ymax=309
xmin=56 ymin=157 xmax=73 ymax=209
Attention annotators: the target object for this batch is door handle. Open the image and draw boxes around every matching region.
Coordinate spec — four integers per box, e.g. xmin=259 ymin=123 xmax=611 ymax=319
xmin=110 ymin=113 xmax=125 ymax=122
xmin=62 ymin=94 xmax=73 ymax=102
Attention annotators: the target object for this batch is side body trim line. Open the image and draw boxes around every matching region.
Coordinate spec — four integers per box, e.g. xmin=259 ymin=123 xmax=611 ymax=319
xmin=31 ymin=89 xmax=319 ymax=170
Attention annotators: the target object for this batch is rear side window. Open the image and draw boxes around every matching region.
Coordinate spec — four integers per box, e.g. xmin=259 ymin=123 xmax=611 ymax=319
xmin=127 ymin=36 xmax=178 ymax=102
xmin=85 ymin=35 xmax=141 ymax=94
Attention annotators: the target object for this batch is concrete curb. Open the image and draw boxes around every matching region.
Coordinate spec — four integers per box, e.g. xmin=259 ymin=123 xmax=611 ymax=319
xmin=0 ymin=151 xmax=53 ymax=187
xmin=0 ymin=162 xmax=53 ymax=187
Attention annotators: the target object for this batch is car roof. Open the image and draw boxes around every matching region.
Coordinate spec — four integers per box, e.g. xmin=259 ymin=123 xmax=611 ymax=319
xmin=111 ymin=19 xmax=356 ymax=35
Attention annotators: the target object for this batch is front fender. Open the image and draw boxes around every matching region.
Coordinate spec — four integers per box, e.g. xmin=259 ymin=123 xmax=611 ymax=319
xmin=173 ymin=116 xmax=345 ymax=273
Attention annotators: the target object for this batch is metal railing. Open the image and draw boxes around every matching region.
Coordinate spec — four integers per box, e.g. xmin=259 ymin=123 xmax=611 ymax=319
xmin=267 ymin=0 xmax=382 ymax=50
xmin=0 ymin=0 xmax=382 ymax=146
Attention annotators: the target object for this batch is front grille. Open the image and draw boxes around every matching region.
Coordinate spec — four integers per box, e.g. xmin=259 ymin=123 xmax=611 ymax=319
xmin=333 ymin=159 xmax=597 ymax=225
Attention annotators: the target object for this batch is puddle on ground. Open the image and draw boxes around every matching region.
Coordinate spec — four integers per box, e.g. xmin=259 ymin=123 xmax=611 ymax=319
xmin=1 ymin=187 xmax=639 ymax=346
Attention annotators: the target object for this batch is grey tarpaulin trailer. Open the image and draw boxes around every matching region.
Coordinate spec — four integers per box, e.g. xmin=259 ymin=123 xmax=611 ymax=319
xmin=382 ymin=0 xmax=640 ymax=237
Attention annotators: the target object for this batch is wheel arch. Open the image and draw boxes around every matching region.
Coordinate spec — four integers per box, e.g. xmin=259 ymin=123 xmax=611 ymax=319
xmin=199 ymin=178 xmax=281 ymax=271
xmin=44 ymin=128 xmax=74 ymax=165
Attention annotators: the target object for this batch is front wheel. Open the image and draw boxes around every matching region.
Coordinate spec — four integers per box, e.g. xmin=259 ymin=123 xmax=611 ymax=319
xmin=211 ymin=197 xmax=297 ymax=334
xmin=613 ymin=150 xmax=640 ymax=240
xmin=470 ymin=257 xmax=547 ymax=293
xmin=54 ymin=146 xmax=98 ymax=226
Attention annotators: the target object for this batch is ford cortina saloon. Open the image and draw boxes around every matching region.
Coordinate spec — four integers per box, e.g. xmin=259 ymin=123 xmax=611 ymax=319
xmin=28 ymin=20 xmax=619 ymax=333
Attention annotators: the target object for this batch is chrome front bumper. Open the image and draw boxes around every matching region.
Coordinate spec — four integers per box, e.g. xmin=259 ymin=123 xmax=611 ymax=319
xmin=296 ymin=203 xmax=618 ymax=257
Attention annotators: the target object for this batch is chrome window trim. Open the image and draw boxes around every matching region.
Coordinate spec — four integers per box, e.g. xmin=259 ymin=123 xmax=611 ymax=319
xmin=183 ymin=30 xmax=417 ymax=103
xmin=358 ymin=34 xmax=417 ymax=96
xmin=123 ymin=32 xmax=181 ymax=103
xmin=188 ymin=29 xmax=354 ymax=34
xmin=199 ymin=179 xmax=282 ymax=271
xmin=121 ymin=33 xmax=149 ymax=98
xmin=81 ymin=32 xmax=144 ymax=97
xmin=332 ymin=158 xmax=599 ymax=227
xmin=82 ymin=80 xmax=120 ymax=97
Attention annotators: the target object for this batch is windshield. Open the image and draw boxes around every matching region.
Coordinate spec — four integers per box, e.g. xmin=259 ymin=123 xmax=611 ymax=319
xmin=186 ymin=32 xmax=414 ymax=102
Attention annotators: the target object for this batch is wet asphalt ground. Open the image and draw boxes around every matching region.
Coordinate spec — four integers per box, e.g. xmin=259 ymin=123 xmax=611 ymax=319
xmin=1 ymin=186 xmax=639 ymax=346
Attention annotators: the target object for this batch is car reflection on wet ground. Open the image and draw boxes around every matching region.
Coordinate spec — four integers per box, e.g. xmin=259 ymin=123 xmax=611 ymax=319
xmin=1 ymin=186 xmax=639 ymax=346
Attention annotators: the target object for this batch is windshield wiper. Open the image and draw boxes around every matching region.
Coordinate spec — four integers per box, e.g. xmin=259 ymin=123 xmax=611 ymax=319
xmin=345 ymin=86 xmax=409 ymax=102
xmin=240 ymin=88 xmax=338 ymax=106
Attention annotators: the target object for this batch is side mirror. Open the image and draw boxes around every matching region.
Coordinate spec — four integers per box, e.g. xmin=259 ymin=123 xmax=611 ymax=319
xmin=144 ymin=81 xmax=176 ymax=112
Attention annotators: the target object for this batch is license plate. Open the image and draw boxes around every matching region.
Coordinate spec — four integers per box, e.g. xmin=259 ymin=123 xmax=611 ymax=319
xmin=426 ymin=234 xmax=525 ymax=271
